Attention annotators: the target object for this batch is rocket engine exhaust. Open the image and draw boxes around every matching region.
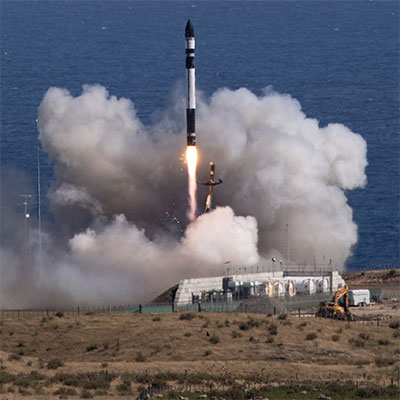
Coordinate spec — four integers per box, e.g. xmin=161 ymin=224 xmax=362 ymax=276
xmin=186 ymin=146 xmax=197 ymax=221
xmin=185 ymin=20 xmax=198 ymax=221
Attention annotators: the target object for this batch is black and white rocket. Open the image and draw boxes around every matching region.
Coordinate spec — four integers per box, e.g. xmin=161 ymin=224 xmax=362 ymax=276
xmin=185 ymin=20 xmax=196 ymax=146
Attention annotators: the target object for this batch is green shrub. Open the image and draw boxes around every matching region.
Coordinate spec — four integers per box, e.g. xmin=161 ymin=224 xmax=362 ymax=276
xmin=375 ymin=356 xmax=395 ymax=367
xmin=359 ymin=332 xmax=369 ymax=340
xmin=278 ymin=314 xmax=287 ymax=320
xmin=268 ymin=323 xmax=278 ymax=336
xmin=209 ymin=334 xmax=220 ymax=344
xmin=266 ymin=336 xmax=274 ymax=343
xmin=389 ymin=321 xmax=399 ymax=329
xmin=224 ymin=320 xmax=230 ymax=327
xmin=385 ymin=269 xmax=396 ymax=279
xmin=298 ymin=321 xmax=307 ymax=330
xmin=80 ymin=389 xmax=93 ymax=398
xmin=152 ymin=316 xmax=161 ymax=322
xmin=116 ymin=382 xmax=131 ymax=394
xmin=53 ymin=387 xmax=78 ymax=396
xmin=86 ymin=344 xmax=97 ymax=352
xmin=247 ymin=317 xmax=260 ymax=328
xmin=179 ymin=312 xmax=195 ymax=321
xmin=137 ymin=385 xmax=145 ymax=393
xmin=239 ymin=322 xmax=250 ymax=331
xmin=305 ymin=332 xmax=317 ymax=341
xmin=55 ymin=311 xmax=64 ymax=318
xmin=354 ymin=359 xmax=371 ymax=366
xmin=377 ymin=338 xmax=391 ymax=346
xmin=14 ymin=375 xmax=32 ymax=388
xmin=135 ymin=352 xmax=146 ymax=362
xmin=184 ymin=332 xmax=191 ymax=337
xmin=332 ymin=334 xmax=340 ymax=342
xmin=8 ymin=354 xmax=21 ymax=361
xmin=349 ymin=338 xmax=364 ymax=348
xmin=231 ymin=330 xmax=242 ymax=338
xmin=204 ymin=350 xmax=212 ymax=357
xmin=47 ymin=359 xmax=64 ymax=370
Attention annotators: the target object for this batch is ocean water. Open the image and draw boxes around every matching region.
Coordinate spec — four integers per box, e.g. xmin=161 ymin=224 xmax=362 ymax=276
xmin=1 ymin=0 xmax=399 ymax=269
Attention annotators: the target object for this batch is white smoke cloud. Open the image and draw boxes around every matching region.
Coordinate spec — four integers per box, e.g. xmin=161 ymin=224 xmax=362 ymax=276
xmin=1 ymin=84 xmax=367 ymax=307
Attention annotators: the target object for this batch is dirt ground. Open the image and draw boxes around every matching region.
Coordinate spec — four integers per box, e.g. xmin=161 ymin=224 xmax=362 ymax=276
xmin=1 ymin=301 xmax=399 ymax=399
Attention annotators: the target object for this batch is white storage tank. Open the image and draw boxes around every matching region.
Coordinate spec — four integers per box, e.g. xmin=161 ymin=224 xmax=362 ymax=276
xmin=264 ymin=281 xmax=275 ymax=297
xmin=274 ymin=280 xmax=286 ymax=297
xmin=285 ymin=280 xmax=297 ymax=297
xmin=295 ymin=278 xmax=317 ymax=295
xmin=316 ymin=277 xmax=330 ymax=293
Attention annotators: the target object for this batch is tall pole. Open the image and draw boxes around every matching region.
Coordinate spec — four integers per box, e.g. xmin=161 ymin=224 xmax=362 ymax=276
xmin=20 ymin=194 xmax=32 ymax=269
xmin=285 ymin=223 xmax=290 ymax=266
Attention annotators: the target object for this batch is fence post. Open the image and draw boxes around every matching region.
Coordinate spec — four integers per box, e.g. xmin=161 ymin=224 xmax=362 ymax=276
xmin=298 ymin=308 xmax=301 ymax=317
xmin=139 ymin=304 xmax=142 ymax=314
xmin=17 ymin=310 xmax=20 ymax=320
xmin=77 ymin=307 xmax=80 ymax=316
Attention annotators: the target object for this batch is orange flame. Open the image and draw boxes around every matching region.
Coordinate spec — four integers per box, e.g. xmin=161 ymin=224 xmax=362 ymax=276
xmin=186 ymin=146 xmax=198 ymax=221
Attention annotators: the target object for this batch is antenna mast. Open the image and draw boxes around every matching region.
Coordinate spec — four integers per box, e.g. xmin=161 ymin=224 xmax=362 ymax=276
xmin=20 ymin=194 xmax=32 ymax=269
xmin=285 ymin=223 xmax=290 ymax=265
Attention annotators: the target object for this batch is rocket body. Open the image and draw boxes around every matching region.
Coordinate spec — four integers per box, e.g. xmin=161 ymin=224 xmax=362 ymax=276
xmin=185 ymin=20 xmax=196 ymax=146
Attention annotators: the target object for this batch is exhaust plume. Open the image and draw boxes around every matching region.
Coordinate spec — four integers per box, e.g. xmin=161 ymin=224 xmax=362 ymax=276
xmin=0 ymin=84 xmax=367 ymax=307
xmin=186 ymin=146 xmax=198 ymax=221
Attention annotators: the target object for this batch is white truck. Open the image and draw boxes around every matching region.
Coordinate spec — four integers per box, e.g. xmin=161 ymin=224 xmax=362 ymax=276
xmin=348 ymin=289 xmax=370 ymax=307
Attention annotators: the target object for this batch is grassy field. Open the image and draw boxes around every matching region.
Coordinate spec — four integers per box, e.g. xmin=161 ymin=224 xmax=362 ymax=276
xmin=1 ymin=307 xmax=399 ymax=399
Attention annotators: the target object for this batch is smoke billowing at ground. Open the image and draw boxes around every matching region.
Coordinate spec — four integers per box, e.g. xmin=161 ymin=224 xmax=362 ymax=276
xmin=1 ymin=84 xmax=367 ymax=308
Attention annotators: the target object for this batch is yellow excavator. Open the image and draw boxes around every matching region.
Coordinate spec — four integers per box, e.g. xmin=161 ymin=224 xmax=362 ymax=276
xmin=316 ymin=285 xmax=352 ymax=320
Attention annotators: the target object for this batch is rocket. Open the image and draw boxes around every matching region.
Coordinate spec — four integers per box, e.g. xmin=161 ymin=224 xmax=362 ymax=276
xmin=185 ymin=20 xmax=196 ymax=146
xmin=198 ymin=162 xmax=223 ymax=213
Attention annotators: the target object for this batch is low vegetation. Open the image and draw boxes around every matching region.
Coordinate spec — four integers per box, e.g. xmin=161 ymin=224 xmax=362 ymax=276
xmin=0 ymin=306 xmax=398 ymax=399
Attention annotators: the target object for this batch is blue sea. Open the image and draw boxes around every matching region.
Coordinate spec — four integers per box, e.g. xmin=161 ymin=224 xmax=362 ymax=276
xmin=1 ymin=0 xmax=399 ymax=269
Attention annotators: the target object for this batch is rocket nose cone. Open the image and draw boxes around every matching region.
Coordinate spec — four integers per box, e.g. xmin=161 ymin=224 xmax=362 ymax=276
xmin=185 ymin=20 xmax=194 ymax=38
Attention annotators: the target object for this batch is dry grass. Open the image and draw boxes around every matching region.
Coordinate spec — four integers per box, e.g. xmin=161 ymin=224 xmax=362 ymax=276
xmin=1 ymin=310 xmax=399 ymax=398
